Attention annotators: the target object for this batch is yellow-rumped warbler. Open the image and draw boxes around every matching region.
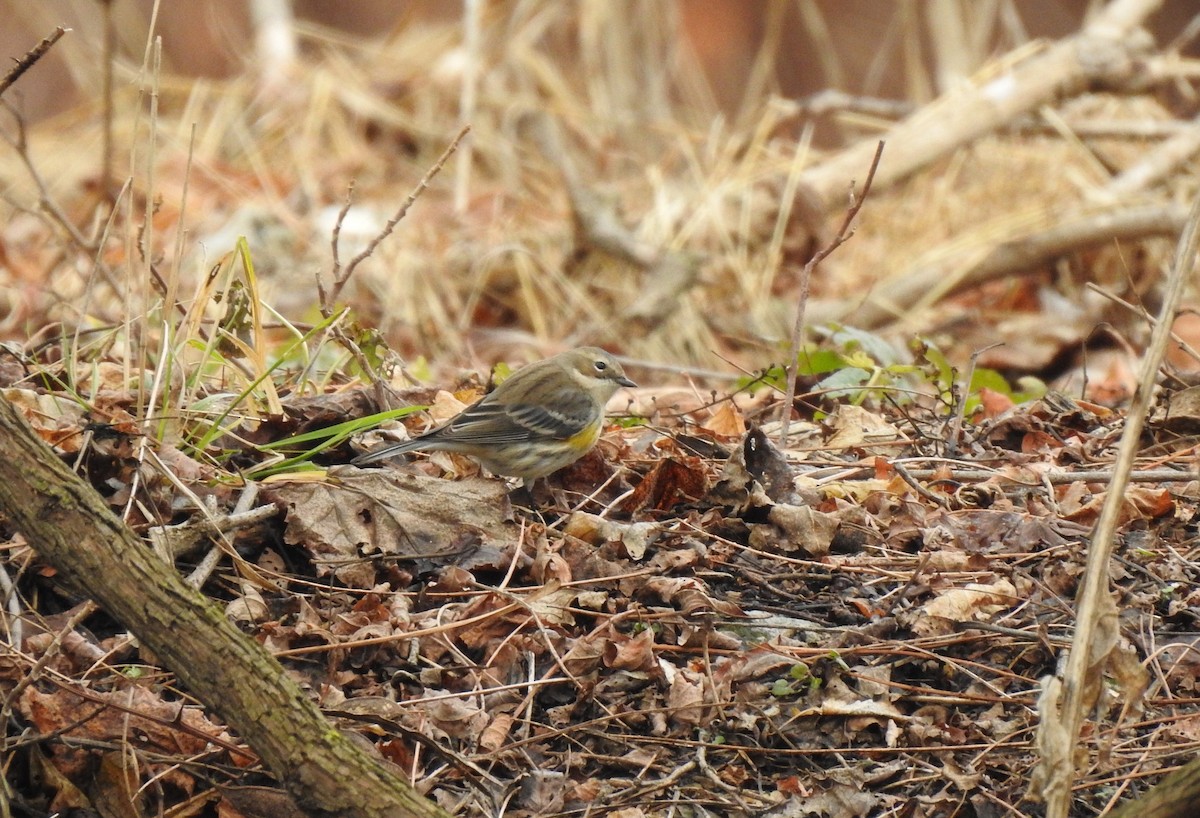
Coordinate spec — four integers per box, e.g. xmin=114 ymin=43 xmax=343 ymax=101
xmin=352 ymin=347 xmax=636 ymax=480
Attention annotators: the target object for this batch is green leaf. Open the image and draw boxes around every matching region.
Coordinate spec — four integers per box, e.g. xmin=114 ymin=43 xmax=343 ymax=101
xmin=795 ymin=348 xmax=847 ymax=376
xmin=770 ymin=678 xmax=796 ymax=698
xmin=815 ymin=366 xmax=872 ymax=396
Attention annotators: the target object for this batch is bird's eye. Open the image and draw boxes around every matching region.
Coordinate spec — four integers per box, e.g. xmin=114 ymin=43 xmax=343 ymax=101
xmin=594 ymin=360 xmax=608 ymax=372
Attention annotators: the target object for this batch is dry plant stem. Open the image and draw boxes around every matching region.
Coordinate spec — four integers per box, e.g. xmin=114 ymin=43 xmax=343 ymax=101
xmin=788 ymin=0 xmax=1162 ymax=225
xmin=132 ymin=37 xmax=163 ymax=421
xmin=0 ymin=560 xmax=21 ymax=649
xmin=101 ymin=2 xmax=115 ymax=201
xmin=324 ymin=130 xmax=469 ymax=394
xmin=1 ymin=105 xmax=102 ymax=252
xmin=327 ymin=181 xmax=356 ymax=289
xmin=779 ymin=140 xmax=884 ymax=445
xmin=1106 ymin=113 xmax=1200 ymax=196
xmin=0 ymin=26 xmax=67 ymax=98
xmin=844 ymin=201 xmax=1188 ymax=329
xmin=150 ymin=500 xmax=276 ymax=563
xmin=323 ymin=125 xmax=471 ymax=316
xmin=1020 ymin=118 xmax=1189 ymax=139
xmin=777 ymin=89 xmax=915 ymax=122
xmin=946 ymin=342 xmax=1004 ymax=456
xmin=527 ymin=112 xmax=699 ymax=332
xmin=455 ymin=0 xmax=481 ymax=214
xmin=855 ymin=467 xmax=1195 ymax=485
xmin=1036 ymin=192 xmax=1200 ymax=818
xmin=1087 ymin=282 xmax=1200 ymax=366
xmin=0 ymin=395 xmax=451 ymax=818
xmin=530 ymin=112 xmax=651 ymax=264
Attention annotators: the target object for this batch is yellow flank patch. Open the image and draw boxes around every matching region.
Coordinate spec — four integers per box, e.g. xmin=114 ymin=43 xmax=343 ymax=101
xmin=566 ymin=421 xmax=601 ymax=451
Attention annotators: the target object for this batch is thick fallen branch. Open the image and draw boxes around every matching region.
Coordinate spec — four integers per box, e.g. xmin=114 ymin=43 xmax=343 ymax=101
xmin=814 ymin=201 xmax=1187 ymax=328
xmin=0 ymin=394 xmax=450 ymax=818
xmin=783 ymin=0 xmax=1163 ymax=234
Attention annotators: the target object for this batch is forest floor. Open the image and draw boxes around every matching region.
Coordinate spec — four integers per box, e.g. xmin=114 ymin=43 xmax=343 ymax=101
xmin=2 ymin=3 xmax=1199 ymax=817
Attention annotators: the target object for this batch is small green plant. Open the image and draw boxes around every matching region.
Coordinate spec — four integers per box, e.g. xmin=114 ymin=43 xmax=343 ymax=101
xmin=748 ymin=324 xmax=919 ymax=410
xmin=914 ymin=339 xmax=1044 ymax=417
xmin=739 ymin=326 xmax=1045 ymax=417
xmin=769 ymin=662 xmax=818 ymax=698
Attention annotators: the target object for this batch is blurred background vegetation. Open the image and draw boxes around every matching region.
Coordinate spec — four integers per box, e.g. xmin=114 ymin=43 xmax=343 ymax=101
xmin=1 ymin=1 xmax=1196 ymax=387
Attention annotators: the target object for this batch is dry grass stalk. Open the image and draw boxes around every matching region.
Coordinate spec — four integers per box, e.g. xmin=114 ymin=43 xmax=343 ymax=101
xmin=1031 ymin=192 xmax=1200 ymax=816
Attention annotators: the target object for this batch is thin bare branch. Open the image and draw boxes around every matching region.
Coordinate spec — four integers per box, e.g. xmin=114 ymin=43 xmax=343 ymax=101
xmin=778 ymin=140 xmax=885 ymax=445
xmin=0 ymin=26 xmax=68 ymax=99
xmin=323 ymin=125 xmax=471 ymax=316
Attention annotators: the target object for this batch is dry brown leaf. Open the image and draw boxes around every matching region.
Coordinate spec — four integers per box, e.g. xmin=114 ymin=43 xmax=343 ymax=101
xmin=218 ymin=785 xmax=306 ymax=818
xmin=911 ymin=578 xmax=1017 ymax=636
xmin=825 ymin=404 xmax=906 ymax=455
xmin=263 ymin=469 xmax=514 ymax=588
xmin=748 ymin=503 xmax=840 ymax=557
xmin=617 ymin=455 xmax=708 ymax=515
xmin=702 ymin=400 xmax=747 ymax=438
xmin=478 ymin=712 xmax=514 ymax=753
xmin=1060 ymin=485 xmax=1175 ymax=525
xmin=606 ymin=626 xmax=657 ymax=672
xmin=562 ymin=512 xmax=659 ymax=560
xmin=666 ymin=667 xmax=710 ymax=726
xmin=20 ymin=685 xmax=236 ymax=783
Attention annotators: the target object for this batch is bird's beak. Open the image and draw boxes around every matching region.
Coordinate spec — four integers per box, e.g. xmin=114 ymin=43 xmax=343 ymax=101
xmin=617 ymin=376 xmax=636 ymax=388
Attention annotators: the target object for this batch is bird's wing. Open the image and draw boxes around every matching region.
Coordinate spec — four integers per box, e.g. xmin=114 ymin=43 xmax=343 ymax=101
xmin=443 ymin=389 xmax=595 ymax=444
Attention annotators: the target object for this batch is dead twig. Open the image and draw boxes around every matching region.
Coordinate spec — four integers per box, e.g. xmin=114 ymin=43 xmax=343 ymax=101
xmin=0 ymin=102 xmax=100 ymax=255
xmin=1087 ymin=283 xmax=1200 ymax=370
xmin=779 ymin=140 xmax=884 ymax=445
xmin=322 ymin=125 xmax=471 ymax=317
xmin=786 ymin=0 xmax=1163 ymax=223
xmin=1105 ymin=113 xmax=1200 ymax=197
xmin=0 ymin=26 xmax=67 ymax=99
xmin=943 ymin=341 xmax=1005 ymax=457
xmin=319 ymin=126 xmax=470 ymax=401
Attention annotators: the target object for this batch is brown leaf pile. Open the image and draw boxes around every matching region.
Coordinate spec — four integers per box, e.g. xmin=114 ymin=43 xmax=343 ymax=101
xmin=4 ymin=383 xmax=1199 ymax=817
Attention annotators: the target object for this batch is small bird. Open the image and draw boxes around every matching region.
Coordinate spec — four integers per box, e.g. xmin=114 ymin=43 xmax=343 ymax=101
xmin=352 ymin=347 xmax=636 ymax=480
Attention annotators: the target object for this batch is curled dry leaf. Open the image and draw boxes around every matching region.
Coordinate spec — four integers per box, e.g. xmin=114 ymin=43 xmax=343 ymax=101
xmin=478 ymin=712 xmax=514 ymax=753
xmin=705 ymin=427 xmax=796 ymax=510
xmin=606 ymin=626 xmax=657 ymax=672
xmin=666 ymin=667 xmax=710 ymax=726
xmin=825 ymin=404 xmax=907 ymax=456
xmin=641 ymin=575 xmax=744 ymax=619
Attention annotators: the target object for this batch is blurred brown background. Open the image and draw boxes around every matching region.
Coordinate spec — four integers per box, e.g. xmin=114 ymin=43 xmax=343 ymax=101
xmin=4 ymin=1 xmax=1195 ymax=129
